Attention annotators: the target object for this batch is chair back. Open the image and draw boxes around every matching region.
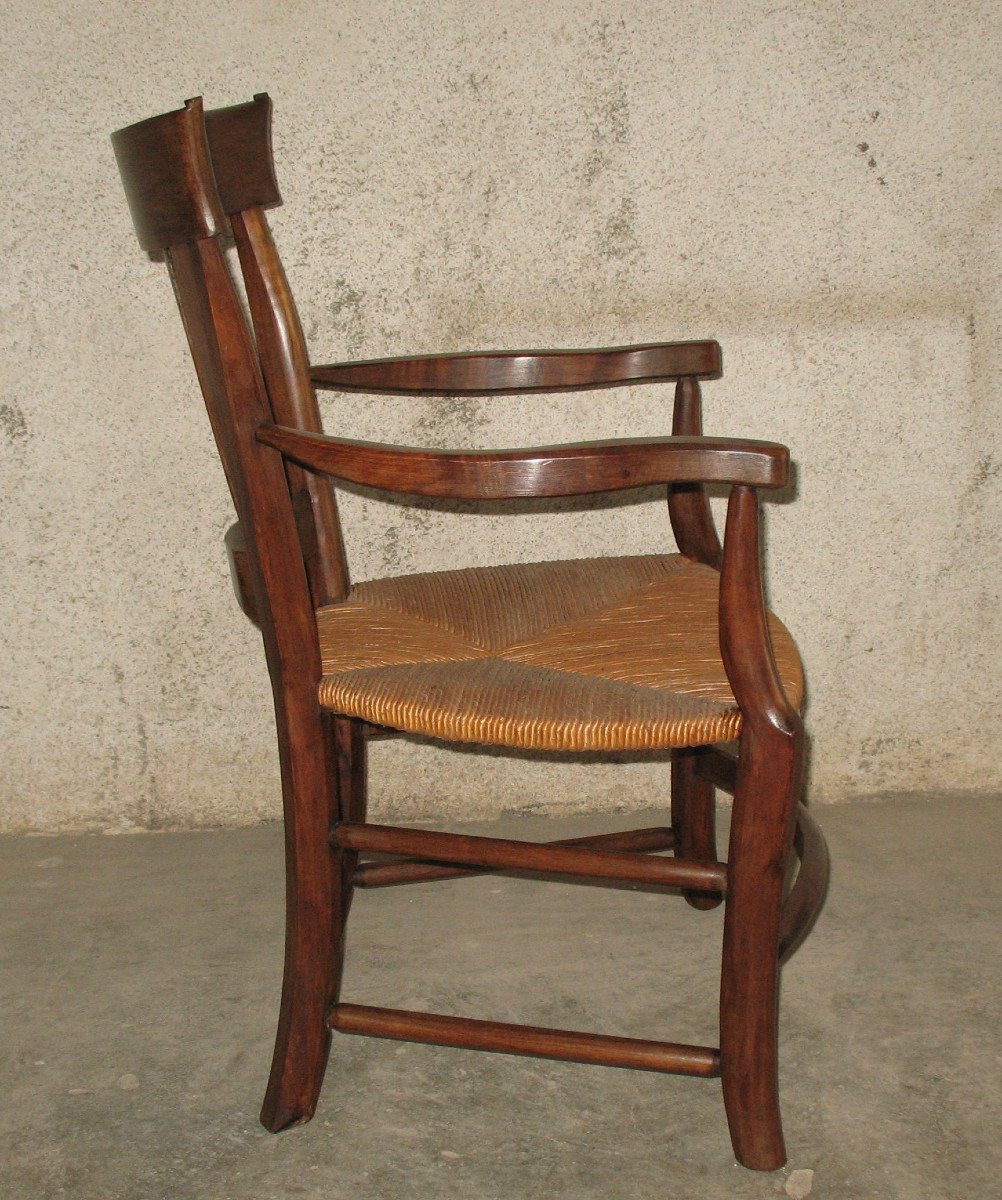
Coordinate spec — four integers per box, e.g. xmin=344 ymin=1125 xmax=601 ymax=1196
xmin=112 ymin=97 xmax=327 ymax=734
xmin=203 ymin=94 xmax=349 ymax=605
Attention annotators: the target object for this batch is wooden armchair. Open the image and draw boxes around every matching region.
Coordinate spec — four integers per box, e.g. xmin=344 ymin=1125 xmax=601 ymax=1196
xmin=112 ymin=94 xmax=828 ymax=1172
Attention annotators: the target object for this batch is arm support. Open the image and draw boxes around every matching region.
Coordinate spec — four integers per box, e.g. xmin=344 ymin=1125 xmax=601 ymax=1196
xmin=669 ymin=377 xmax=723 ymax=569
xmin=310 ymin=341 xmax=721 ymax=395
xmin=719 ymin=484 xmax=802 ymax=732
xmin=256 ymin=424 xmax=789 ymax=500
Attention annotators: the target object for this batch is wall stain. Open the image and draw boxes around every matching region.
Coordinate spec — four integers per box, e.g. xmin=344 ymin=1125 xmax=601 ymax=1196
xmin=857 ymin=137 xmax=886 ymax=185
xmin=380 ymin=522 xmax=403 ymax=572
xmin=600 ymin=196 xmax=640 ymax=261
xmin=378 ymin=507 xmax=434 ymax=575
xmin=328 ymin=276 xmax=366 ymax=355
xmin=971 ymin=453 xmax=1000 ymax=491
xmin=1 ymin=401 xmax=28 ymax=444
xmin=580 ymin=18 xmax=631 ymax=186
xmin=413 ymin=395 xmax=487 ymax=443
xmin=858 ymin=734 xmax=922 ymax=774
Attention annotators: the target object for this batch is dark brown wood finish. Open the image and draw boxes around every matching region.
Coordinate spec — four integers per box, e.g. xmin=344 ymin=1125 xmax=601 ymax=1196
xmin=690 ymin=746 xmax=829 ymax=963
xmin=717 ymin=485 xmax=806 ymax=1170
xmin=202 ymin=93 xmax=348 ymax=606
xmin=172 ymin=233 xmax=340 ymax=1135
xmin=114 ymin=101 xmax=342 ymax=1132
xmin=230 ymin=207 xmax=349 ymax=605
xmin=112 ymin=97 xmax=228 ymax=253
xmin=329 ymin=1004 xmax=721 ymax=1077
xmin=693 ymin=743 xmax=739 ymax=794
xmin=669 ymin=377 xmax=724 ymax=569
xmin=203 ymin=93 xmax=282 ymax=214
xmin=779 ymin=804 xmax=830 ymax=962
xmin=354 ymin=824 xmax=675 ymax=887
xmin=256 ymin=424 xmax=790 ymax=499
xmin=332 ymin=822 xmax=727 ymax=892
xmin=224 ymin=520 xmax=258 ymax=626
xmin=115 ymin=93 xmax=827 ymax=1174
xmin=311 ymin=341 xmax=721 ymax=395
xmin=330 ymin=717 xmax=367 ymax=908
xmin=671 ymin=748 xmax=722 ymax=910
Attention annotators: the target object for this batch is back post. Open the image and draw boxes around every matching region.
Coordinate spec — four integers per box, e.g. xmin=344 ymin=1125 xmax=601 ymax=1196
xmin=204 ymin=93 xmax=349 ymax=606
xmin=113 ymin=96 xmax=345 ymax=1130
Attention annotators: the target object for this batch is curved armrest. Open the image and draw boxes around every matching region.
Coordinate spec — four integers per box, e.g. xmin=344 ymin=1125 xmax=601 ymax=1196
xmin=310 ymin=340 xmax=721 ymax=395
xmin=256 ymin=424 xmax=788 ymax=500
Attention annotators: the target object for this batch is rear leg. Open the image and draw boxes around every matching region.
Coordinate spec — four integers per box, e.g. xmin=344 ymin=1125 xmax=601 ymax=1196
xmin=671 ymin=747 xmax=722 ymax=910
xmin=260 ymin=713 xmax=366 ymax=1130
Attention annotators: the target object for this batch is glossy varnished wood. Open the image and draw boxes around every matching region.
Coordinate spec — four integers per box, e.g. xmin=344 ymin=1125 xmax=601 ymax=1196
xmin=692 ymin=745 xmax=828 ymax=965
xmin=169 ymin=236 xmax=339 ymax=1133
xmin=330 ymin=1004 xmax=721 ymax=1077
xmin=311 ymin=341 xmax=722 ymax=394
xmin=256 ymin=424 xmax=790 ymax=499
xmin=780 ymin=804 xmax=830 ymax=962
xmin=224 ymin=520 xmax=258 ymax=626
xmin=717 ymin=486 xmax=806 ymax=1170
xmin=229 ymin=207 xmax=349 ymax=605
xmin=668 ymin=377 xmax=724 ymax=569
xmin=671 ymin=748 xmax=722 ymax=910
xmin=203 ymin=93 xmax=282 ymax=215
xmin=333 ymin=822 xmax=727 ymax=893
xmin=205 ymin=93 xmax=349 ymax=605
xmin=112 ymin=97 xmax=227 ymax=253
xmin=114 ymin=99 xmax=342 ymax=1132
xmin=354 ymin=825 xmax=675 ymax=887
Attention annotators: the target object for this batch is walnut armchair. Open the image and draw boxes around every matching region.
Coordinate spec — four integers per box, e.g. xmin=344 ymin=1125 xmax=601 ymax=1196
xmin=112 ymin=95 xmax=828 ymax=1172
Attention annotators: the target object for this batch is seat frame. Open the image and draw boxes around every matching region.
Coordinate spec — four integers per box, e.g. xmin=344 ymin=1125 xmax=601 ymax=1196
xmin=112 ymin=94 xmax=829 ymax=1172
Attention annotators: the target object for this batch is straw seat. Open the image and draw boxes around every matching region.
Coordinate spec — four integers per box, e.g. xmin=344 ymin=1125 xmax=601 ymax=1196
xmin=317 ymin=554 xmax=804 ymax=751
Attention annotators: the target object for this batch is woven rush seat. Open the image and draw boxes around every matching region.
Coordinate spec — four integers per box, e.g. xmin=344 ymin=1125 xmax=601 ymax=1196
xmin=316 ymin=554 xmax=804 ymax=751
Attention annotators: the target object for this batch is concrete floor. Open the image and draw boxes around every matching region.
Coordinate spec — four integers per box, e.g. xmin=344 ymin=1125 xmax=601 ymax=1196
xmin=1 ymin=795 xmax=1000 ymax=1200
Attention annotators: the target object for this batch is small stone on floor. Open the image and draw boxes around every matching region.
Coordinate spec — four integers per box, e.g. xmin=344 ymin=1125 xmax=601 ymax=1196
xmin=785 ymin=1167 xmax=814 ymax=1198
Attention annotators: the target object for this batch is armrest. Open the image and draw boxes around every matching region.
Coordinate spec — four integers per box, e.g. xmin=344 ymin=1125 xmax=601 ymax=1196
xmin=310 ymin=341 xmax=721 ymax=395
xmin=256 ymin=423 xmax=788 ymax=500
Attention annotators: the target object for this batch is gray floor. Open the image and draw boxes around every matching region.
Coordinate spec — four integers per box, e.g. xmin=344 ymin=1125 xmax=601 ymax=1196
xmin=1 ymin=795 xmax=1000 ymax=1200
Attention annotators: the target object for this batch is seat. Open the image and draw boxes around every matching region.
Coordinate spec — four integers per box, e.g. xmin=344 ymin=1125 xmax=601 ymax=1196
xmin=112 ymin=94 xmax=829 ymax=1172
xmin=316 ymin=555 xmax=805 ymax=752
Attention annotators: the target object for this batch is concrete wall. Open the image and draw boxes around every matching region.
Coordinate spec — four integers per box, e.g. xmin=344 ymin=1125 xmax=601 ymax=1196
xmin=2 ymin=1 xmax=999 ymax=832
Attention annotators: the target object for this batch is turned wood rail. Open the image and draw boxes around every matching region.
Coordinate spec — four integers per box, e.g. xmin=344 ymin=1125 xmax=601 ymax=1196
xmin=328 ymin=1004 xmax=721 ymax=1078
xmin=354 ymin=824 xmax=676 ymax=888
xmin=331 ymin=822 xmax=727 ymax=893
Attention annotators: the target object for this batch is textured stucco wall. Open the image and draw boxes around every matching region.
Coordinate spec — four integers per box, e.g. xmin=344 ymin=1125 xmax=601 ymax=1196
xmin=2 ymin=1 xmax=1000 ymax=832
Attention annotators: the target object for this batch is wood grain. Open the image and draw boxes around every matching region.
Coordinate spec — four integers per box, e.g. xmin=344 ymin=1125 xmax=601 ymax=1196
xmin=256 ymin=424 xmax=790 ymax=499
xmin=329 ymin=1004 xmax=721 ymax=1077
xmin=311 ymin=341 xmax=721 ymax=394
xmin=332 ymin=822 xmax=726 ymax=892
xmin=717 ymin=485 xmax=806 ymax=1170
xmin=354 ymin=824 xmax=676 ymax=887
xmin=668 ymin=376 xmax=724 ymax=568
